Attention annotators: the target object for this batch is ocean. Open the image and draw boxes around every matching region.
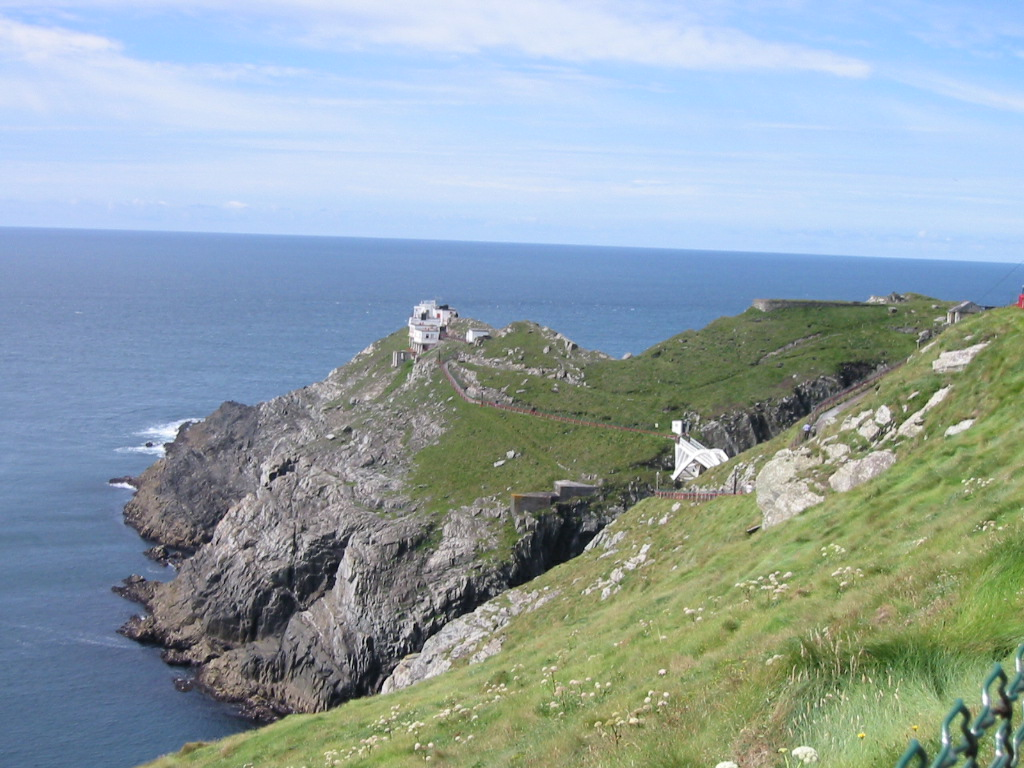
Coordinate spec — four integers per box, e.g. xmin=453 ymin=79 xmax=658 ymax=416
xmin=1 ymin=227 xmax=1020 ymax=768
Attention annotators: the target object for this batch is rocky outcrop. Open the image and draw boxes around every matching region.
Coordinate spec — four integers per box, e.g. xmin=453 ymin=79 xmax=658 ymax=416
xmin=117 ymin=317 xmax=960 ymax=717
xmin=117 ymin=338 xmax=616 ymax=719
xmin=756 ymin=449 xmax=825 ymax=528
xmin=828 ymin=451 xmax=896 ymax=493
xmin=381 ymin=587 xmax=560 ymax=693
xmin=755 ymin=337 xmax=991 ymax=528
xmin=701 ymin=364 xmax=878 ymax=456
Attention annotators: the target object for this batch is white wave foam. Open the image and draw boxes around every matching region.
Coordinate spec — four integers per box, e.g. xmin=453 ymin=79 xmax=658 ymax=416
xmin=115 ymin=444 xmax=168 ymax=457
xmin=117 ymin=417 xmax=203 ymax=457
xmin=136 ymin=418 xmax=201 ymax=443
xmin=108 ymin=481 xmax=136 ymax=490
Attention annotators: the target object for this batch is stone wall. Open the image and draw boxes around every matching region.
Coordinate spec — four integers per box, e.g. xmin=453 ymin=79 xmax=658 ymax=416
xmin=752 ymin=298 xmax=869 ymax=313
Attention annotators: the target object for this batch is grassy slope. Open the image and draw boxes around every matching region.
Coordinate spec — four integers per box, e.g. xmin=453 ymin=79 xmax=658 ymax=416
xmin=467 ymin=296 xmax=945 ymax=427
xmin=410 ymin=298 xmax=950 ymax=512
xmin=141 ymin=306 xmax=1024 ymax=768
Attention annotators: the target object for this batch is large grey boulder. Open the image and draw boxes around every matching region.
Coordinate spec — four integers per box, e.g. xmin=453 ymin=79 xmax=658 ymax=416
xmin=828 ymin=450 xmax=896 ymax=493
xmin=756 ymin=448 xmax=824 ymax=527
xmin=381 ymin=587 xmax=559 ymax=693
xmin=932 ymin=342 xmax=989 ymax=374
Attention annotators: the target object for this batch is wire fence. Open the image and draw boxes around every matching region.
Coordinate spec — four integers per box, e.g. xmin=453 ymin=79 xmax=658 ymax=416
xmin=652 ymin=489 xmax=747 ymax=501
xmin=896 ymin=644 xmax=1024 ymax=768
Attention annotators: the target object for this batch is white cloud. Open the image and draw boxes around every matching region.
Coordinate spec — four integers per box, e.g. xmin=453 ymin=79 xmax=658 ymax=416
xmin=0 ymin=16 xmax=118 ymax=57
xmin=896 ymin=68 xmax=1024 ymax=114
xmin=289 ymin=0 xmax=871 ymax=76
xmin=0 ymin=16 xmax=359 ymax=130
xmin=0 ymin=1 xmax=871 ymax=76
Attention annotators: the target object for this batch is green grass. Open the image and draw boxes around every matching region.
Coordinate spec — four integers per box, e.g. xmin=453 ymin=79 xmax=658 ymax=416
xmin=401 ymin=298 xmax=954 ymax=515
xmin=408 ymin=394 xmax=669 ymax=513
xmin=464 ymin=297 xmax=949 ymax=433
xmin=137 ymin=303 xmax=1024 ymax=768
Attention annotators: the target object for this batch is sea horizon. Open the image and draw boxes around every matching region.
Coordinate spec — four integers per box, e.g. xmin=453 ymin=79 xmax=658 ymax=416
xmin=4 ymin=223 xmax=1019 ymax=266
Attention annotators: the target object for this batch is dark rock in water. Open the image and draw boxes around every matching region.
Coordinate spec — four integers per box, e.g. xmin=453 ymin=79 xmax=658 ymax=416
xmin=162 ymin=649 xmax=194 ymax=667
xmin=173 ymin=677 xmax=195 ymax=693
xmin=117 ymin=613 xmax=161 ymax=644
xmin=111 ymin=574 xmax=155 ymax=605
xmin=144 ymin=544 xmax=186 ymax=568
xmin=108 ymin=476 xmax=137 ymax=488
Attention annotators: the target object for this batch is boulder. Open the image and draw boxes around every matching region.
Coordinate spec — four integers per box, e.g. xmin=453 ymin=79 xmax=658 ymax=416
xmin=945 ymin=419 xmax=975 ymax=437
xmin=828 ymin=450 xmax=896 ymax=493
xmin=932 ymin=342 xmax=989 ymax=374
xmin=756 ymin=448 xmax=824 ymax=527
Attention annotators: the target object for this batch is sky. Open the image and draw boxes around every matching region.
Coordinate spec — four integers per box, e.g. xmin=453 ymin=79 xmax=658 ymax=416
xmin=1 ymin=1 xmax=1022 ymax=260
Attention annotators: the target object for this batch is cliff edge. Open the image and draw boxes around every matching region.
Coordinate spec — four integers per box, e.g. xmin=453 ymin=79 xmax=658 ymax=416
xmin=117 ymin=326 xmax=616 ymax=718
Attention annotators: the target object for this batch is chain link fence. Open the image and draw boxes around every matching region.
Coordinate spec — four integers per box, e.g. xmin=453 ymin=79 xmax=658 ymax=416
xmin=896 ymin=645 xmax=1024 ymax=768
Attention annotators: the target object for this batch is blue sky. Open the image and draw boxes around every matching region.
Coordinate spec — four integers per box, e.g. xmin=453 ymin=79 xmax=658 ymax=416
xmin=1 ymin=1 xmax=1022 ymax=260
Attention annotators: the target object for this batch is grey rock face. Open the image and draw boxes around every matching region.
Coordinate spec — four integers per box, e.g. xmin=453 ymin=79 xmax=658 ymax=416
xmin=932 ymin=342 xmax=989 ymax=374
xmin=756 ymin=448 xmax=825 ymax=527
xmin=381 ymin=587 xmax=559 ymax=693
xmin=828 ymin=450 xmax=897 ymax=493
xmin=701 ymin=366 xmax=878 ymax=456
xmin=118 ymin=346 xmax=613 ymax=718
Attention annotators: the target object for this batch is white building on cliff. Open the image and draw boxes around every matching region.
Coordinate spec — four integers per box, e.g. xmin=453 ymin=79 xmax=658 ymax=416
xmin=408 ymin=300 xmax=458 ymax=352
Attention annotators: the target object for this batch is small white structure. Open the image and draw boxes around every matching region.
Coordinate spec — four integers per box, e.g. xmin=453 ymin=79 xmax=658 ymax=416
xmin=466 ymin=328 xmax=491 ymax=343
xmin=408 ymin=300 xmax=458 ymax=352
xmin=409 ymin=322 xmax=440 ymax=352
xmin=671 ymin=420 xmax=729 ymax=482
xmin=945 ymin=301 xmax=983 ymax=325
xmin=411 ymin=300 xmax=457 ymax=326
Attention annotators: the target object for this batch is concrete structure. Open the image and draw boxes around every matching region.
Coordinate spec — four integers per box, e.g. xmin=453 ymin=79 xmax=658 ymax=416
xmin=408 ymin=300 xmax=458 ymax=353
xmin=946 ymin=300 xmax=984 ymax=324
xmin=466 ymin=328 xmax=491 ymax=343
xmin=411 ymin=300 xmax=457 ymax=326
xmin=511 ymin=492 xmax=558 ymax=516
xmin=554 ymin=480 xmax=597 ymax=500
xmin=671 ymin=420 xmax=729 ymax=482
xmin=392 ymin=350 xmax=412 ymax=367
xmin=511 ymin=480 xmax=599 ymax=516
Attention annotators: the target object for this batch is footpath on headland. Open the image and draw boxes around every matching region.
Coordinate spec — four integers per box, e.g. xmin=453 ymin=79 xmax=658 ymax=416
xmin=436 ymin=358 xmax=747 ymax=501
xmin=436 ymin=353 xmax=907 ymax=503
xmin=437 ymin=358 xmax=674 ymax=439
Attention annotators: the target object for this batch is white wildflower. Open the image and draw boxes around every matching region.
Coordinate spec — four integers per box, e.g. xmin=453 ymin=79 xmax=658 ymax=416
xmin=791 ymin=745 xmax=819 ymax=764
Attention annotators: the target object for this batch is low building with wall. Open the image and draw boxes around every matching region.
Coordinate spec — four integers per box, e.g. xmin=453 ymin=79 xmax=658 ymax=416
xmin=752 ymin=298 xmax=870 ymax=313
xmin=511 ymin=492 xmax=558 ymax=516
xmin=946 ymin=301 xmax=984 ymax=324
xmin=511 ymin=480 xmax=599 ymax=515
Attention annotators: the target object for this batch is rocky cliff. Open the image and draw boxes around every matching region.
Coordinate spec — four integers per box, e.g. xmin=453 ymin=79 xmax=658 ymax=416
xmin=117 ymin=330 xmax=617 ymax=718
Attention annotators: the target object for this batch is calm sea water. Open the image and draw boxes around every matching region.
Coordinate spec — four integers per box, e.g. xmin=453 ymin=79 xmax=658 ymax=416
xmin=1 ymin=227 xmax=1020 ymax=767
